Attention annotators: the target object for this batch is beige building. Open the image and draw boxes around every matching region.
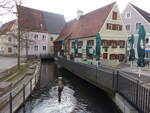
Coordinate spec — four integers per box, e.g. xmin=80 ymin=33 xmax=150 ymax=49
xmin=55 ymin=2 xmax=128 ymax=66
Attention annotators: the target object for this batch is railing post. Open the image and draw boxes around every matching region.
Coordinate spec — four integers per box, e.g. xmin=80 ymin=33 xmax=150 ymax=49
xmin=30 ymin=79 xmax=32 ymax=94
xmin=147 ymin=89 xmax=150 ymax=113
xmin=116 ymin=71 xmax=119 ymax=92
xmin=9 ymin=93 xmax=12 ymax=113
xmin=35 ymin=73 xmax=36 ymax=86
xmin=38 ymin=71 xmax=41 ymax=88
xmin=23 ymin=84 xmax=26 ymax=113
xmin=136 ymin=80 xmax=139 ymax=107
xmin=112 ymin=70 xmax=115 ymax=89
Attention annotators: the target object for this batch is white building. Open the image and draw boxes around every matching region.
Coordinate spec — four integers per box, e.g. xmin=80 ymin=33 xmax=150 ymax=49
xmin=0 ymin=5 xmax=65 ymax=56
xmin=122 ymin=3 xmax=150 ymax=58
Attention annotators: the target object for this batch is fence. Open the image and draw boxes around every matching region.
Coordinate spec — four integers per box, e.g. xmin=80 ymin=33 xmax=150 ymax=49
xmin=0 ymin=61 xmax=41 ymax=113
xmin=57 ymin=58 xmax=150 ymax=113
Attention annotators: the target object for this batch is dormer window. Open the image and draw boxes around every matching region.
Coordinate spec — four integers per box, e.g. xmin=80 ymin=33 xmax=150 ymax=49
xmin=112 ymin=11 xmax=117 ymax=20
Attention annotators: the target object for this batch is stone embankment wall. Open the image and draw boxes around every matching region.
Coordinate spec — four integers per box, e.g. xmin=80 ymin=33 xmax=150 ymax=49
xmin=0 ymin=61 xmax=41 ymax=113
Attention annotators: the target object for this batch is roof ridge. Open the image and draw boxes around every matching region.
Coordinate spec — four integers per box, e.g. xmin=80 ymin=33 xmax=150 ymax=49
xmin=130 ymin=3 xmax=150 ymax=15
xmin=66 ymin=2 xmax=116 ymax=23
xmin=2 ymin=20 xmax=16 ymax=26
xmin=18 ymin=5 xmax=64 ymax=16
xmin=129 ymin=3 xmax=150 ymax=23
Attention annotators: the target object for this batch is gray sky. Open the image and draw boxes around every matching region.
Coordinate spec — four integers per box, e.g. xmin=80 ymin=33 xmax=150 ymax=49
xmin=1 ymin=0 xmax=150 ymax=24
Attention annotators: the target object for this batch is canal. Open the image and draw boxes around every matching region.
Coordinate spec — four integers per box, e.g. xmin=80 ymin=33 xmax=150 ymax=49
xmin=17 ymin=59 xmax=121 ymax=113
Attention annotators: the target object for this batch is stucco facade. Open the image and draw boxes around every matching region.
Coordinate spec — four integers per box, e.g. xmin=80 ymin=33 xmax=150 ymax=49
xmin=20 ymin=32 xmax=58 ymax=56
xmin=122 ymin=3 xmax=150 ymax=58
xmin=68 ymin=3 xmax=128 ymax=65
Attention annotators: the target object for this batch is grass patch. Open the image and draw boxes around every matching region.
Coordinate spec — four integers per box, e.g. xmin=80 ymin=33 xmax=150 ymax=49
xmin=0 ymin=59 xmax=35 ymax=82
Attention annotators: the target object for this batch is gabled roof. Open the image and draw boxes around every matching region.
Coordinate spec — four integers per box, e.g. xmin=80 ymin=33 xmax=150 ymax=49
xmin=17 ymin=5 xmax=66 ymax=34
xmin=0 ymin=20 xmax=16 ymax=34
xmin=56 ymin=2 xmax=115 ymax=41
xmin=130 ymin=3 xmax=150 ymax=23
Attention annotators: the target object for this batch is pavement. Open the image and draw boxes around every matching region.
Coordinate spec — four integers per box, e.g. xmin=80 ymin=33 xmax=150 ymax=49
xmin=0 ymin=56 xmax=17 ymax=73
xmin=117 ymin=61 xmax=150 ymax=87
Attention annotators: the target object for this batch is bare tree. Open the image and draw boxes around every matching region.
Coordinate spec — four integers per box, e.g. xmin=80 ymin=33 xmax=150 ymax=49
xmin=0 ymin=0 xmax=35 ymax=69
xmin=0 ymin=0 xmax=15 ymax=15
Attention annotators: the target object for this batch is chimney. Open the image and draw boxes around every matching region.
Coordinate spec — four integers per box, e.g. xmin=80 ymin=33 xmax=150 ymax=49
xmin=76 ymin=10 xmax=84 ymax=20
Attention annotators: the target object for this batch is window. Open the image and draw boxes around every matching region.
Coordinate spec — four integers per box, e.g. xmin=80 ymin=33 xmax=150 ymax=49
xmin=126 ymin=12 xmax=131 ymax=18
xmin=103 ymin=53 xmax=108 ymax=59
xmin=118 ymin=40 xmax=125 ymax=48
xmin=146 ymin=38 xmax=149 ymax=43
xmin=34 ymin=46 xmax=38 ymax=51
xmin=112 ymin=24 xmax=116 ymax=30
xmin=50 ymin=37 xmax=53 ymax=41
xmin=106 ymin=23 xmax=122 ymax=31
xmin=78 ymin=41 xmax=83 ymax=48
xmin=118 ymin=54 xmax=125 ymax=62
xmin=43 ymin=46 xmax=46 ymax=51
xmin=78 ymin=53 xmax=82 ymax=58
xmin=8 ymin=48 xmax=12 ymax=53
xmin=43 ymin=35 xmax=46 ymax=40
xmin=112 ymin=12 xmax=117 ymax=20
xmin=136 ymin=23 xmax=141 ymax=30
xmin=87 ymin=40 xmax=94 ymax=47
xmin=34 ymin=34 xmax=38 ymax=40
xmin=110 ymin=54 xmax=117 ymax=60
xmin=8 ymin=37 xmax=12 ymax=42
xmin=102 ymin=40 xmax=110 ymax=47
xmin=126 ymin=25 xmax=130 ymax=31
xmin=72 ymin=42 xmax=75 ymax=48
xmin=107 ymin=23 xmax=112 ymax=30
xmin=119 ymin=25 xmax=122 ymax=31
xmin=110 ymin=40 xmax=117 ymax=48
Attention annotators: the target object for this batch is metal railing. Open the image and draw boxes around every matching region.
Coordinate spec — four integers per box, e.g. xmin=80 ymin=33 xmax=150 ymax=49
xmin=57 ymin=58 xmax=150 ymax=113
xmin=0 ymin=61 xmax=41 ymax=113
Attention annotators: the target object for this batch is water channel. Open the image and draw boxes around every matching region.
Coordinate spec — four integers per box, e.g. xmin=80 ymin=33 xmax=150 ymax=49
xmin=17 ymin=59 xmax=121 ymax=113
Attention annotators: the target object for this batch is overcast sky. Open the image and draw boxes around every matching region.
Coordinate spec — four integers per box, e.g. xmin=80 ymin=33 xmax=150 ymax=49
xmin=1 ymin=0 xmax=150 ymax=24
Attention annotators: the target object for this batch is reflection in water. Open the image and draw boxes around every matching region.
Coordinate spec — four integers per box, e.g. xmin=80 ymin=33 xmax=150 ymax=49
xmin=17 ymin=60 xmax=120 ymax=113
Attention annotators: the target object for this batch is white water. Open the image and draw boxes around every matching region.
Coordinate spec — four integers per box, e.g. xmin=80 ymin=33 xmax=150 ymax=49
xmin=30 ymin=86 xmax=77 ymax=113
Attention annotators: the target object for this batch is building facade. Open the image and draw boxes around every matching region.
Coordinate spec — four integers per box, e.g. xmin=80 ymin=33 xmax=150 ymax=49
xmin=0 ymin=5 xmax=65 ymax=56
xmin=122 ymin=3 xmax=150 ymax=58
xmin=54 ymin=2 xmax=128 ymax=66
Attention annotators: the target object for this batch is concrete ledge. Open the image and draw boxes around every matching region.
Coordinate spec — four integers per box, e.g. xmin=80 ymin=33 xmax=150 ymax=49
xmin=114 ymin=93 xmax=138 ymax=113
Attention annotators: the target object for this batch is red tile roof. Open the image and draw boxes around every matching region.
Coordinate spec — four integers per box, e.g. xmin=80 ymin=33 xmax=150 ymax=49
xmin=56 ymin=2 xmax=115 ymax=41
xmin=0 ymin=20 xmax=16 ymax=34
xmin=18 ymin=5 xmax=65 ymax=33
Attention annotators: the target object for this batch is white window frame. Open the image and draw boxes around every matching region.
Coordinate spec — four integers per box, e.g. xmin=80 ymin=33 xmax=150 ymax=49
xmin=43 ymin=46 xmax=46 ymax=51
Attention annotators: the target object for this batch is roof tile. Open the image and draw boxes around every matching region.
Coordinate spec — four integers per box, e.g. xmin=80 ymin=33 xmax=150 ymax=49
xmin=56 ymin=2 xmax=115 ymax=41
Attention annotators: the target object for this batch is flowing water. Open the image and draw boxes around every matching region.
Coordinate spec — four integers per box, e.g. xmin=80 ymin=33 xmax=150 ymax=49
xmin=17 ymin=59 xmax=120 ymax=113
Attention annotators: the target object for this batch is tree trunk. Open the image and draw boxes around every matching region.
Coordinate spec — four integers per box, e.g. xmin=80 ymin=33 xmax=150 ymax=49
xmin=25 ymin=36 xmax=28 ymax=58
xmin=17 ymin=5 xmax=20 ymax=69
